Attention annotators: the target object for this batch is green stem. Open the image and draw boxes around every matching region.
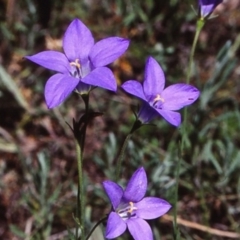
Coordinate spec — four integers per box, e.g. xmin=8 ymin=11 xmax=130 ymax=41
xmin=186 ymin=19 xmax=205 ymax=84
xmin=173 ymin=19 xmax=205 ymax=239
xmin=85 ymin=217 xmax=107 ymax=240
xmin=115 ymin=119 xmax=142 ymax=181
xmin=75 ymin=94 xmax=90 ymax=240
xmin=115 ymin=133 xmax=132 ymax=181
xmin=182 ymin=19 xmax=205 ymax=145
xmin=75 ymin=139 xmax=85 ymax=239
xmin=81 ymin=94 xmax=90 ymax=151
xmin=182 ymin=20 xmax=204 ymax=148
xmin=173 ymin=148 xmax=181 ymax=240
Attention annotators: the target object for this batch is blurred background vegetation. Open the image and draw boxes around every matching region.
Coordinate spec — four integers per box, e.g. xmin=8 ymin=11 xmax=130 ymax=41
xmin=0 ymin=0 xmax=240 ymax=239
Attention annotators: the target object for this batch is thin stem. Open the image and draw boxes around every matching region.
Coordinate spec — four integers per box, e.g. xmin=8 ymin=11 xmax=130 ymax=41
xmin=75 ymin=94 xmax=90 ymax=240
xmin=173 ymin=19 xmax=205 ymax=240
xmin=173 ymin=147 xmax=181 ymax=240
xmin=115 ymin=133 xmax=132 ymax=181
xmin=75 ymin=139 xmax=84 ymax=239
xmin=115 ymin=119 xmax=142 ymax=181
xmin=85 ymin=217 xmax=107 ymax=240
xmin=81 ymin=94 xmax=90 ymax=152
xmin=182 ymin=19 xmax=204 ymax=146
xmin=186 ymin=19 xmax=205 ymax=84
xmin=182 ymin=20 xmax=204 ymax=148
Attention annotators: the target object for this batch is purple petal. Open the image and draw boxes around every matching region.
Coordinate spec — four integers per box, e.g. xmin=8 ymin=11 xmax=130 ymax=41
xmin=63 ymin=19 xmax=94 ymax=64
xmin=135 ymin=197 xmax=171 ymax=219
xmin=103 ymin=181 xmax=123 ymax=210
xmin=143 ymin=57 xmax=165 ymax=99
xmin=127 ymin=218 xmax=153 ymax=240
xmin=199 ymin=0 xmax=223 ymax=17
xmin=44 ymin=73 xmax=79 ymax=108
xmin=105 ymin=212 xmax=127 ymax=239
xmin=200 ymin=4 xmax=215 ymax=16
xmin=161 ymin=84 xmax=200 ymax=111
xmin=25 ymin=51 xmax=69 ymax=73
xmin=199 ymin=0 xmax=223 ymax=7
xmin=81 ymin=67 xmax=117 ymax=91
xmin=156 ymin=109 xmax=181 ymax=127
xmin=121 ymin=81 xmax=147 ymax=101
xmin=90 ymin=37 xmax=130 ymax=67
xmin=123 ymin=167 xmax=147 ymax=202
xmin=137 ymin=102 xmax=159 ymax=123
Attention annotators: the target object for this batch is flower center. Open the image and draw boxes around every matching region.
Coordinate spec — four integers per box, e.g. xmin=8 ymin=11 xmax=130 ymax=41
xmin=70 ymin=59 xmax=82 ymax=78
xmin=117 ymin=202 xmax=137 ymax=220
xmin=153 ymin=94 xmax=164 ymax=107
xmin=70 ymin=59 xmax=81 ymax=69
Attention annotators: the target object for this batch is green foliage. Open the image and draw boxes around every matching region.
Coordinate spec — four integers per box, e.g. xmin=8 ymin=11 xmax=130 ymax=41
xmin=10 ymin=153 xmax=61 ymax=239
xmin=0 ymin=65 xmax=29 ymax=110
xmin=0 ymin=0 xmax=240 ymax=239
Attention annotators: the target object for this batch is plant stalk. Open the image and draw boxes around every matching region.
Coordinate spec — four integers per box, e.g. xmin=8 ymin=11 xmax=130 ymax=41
xmin=85 ymin=217 xmax=107 ymax=240
xmin=173 ymin=19 xmax=205 ymax=239
xmin=75 ymin=94 xmax=90 ymax=240
xmin=75 ymin=139 xmax=84 ymax=239
xmin=186 ymin=19 xmax=205 ymax=84
xmin=115 ymin=133 xmax=132 ymax=181
xmin=115 ymin=119 xmax=142 ymax=181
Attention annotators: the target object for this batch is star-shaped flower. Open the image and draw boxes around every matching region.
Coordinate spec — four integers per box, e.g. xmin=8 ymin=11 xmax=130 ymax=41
xmin=103 ymin=167 xmax=171 ymax=240
xmin=121 ymin=56 xmax=200 ymax=127
xmin=198 ymin=0 xmax=223 ymax=18
xmin=25 ymin=18 xmax=129 ymax=108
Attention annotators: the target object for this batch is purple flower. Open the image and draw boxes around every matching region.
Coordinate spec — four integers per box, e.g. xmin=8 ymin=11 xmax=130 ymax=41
xmin=198 ymin=0 xmax=223 ymax=18
xmin=103 ymin=167 xmax=171 ymax=240
xmin=121 ymin=57 xmax=200 ymax=127
xmin=25 ymin=19 xmax=129 ymax=108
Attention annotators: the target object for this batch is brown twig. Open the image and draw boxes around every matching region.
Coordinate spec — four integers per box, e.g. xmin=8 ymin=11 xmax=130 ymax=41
xmin=162 ymin=214 xmax=240 ymax=239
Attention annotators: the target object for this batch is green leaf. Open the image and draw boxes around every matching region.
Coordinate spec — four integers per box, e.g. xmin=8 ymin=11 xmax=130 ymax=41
xmin=0 ymin=64 xmax=29 ymax=111
xmin=9 ymin=224 xmax=27 ymax=238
